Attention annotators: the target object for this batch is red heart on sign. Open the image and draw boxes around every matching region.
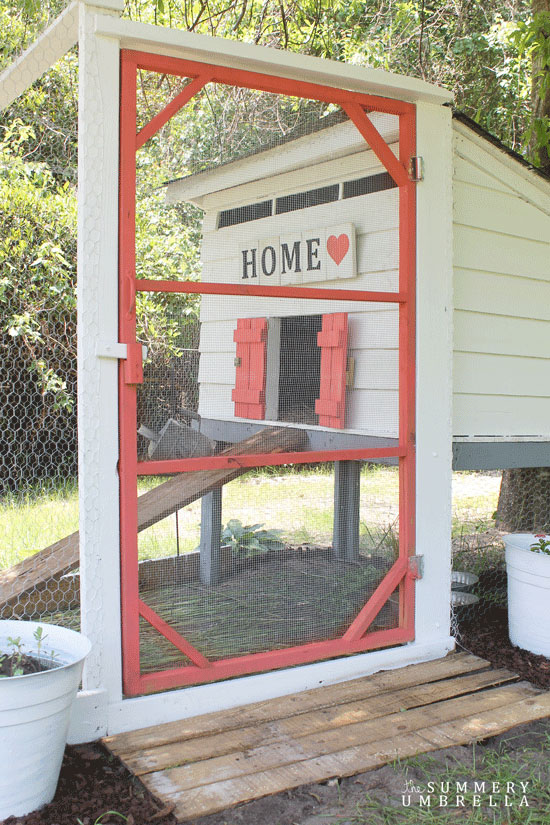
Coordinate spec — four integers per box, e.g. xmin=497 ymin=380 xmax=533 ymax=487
xmin=326 ymin=234 xmax=350 ymax=265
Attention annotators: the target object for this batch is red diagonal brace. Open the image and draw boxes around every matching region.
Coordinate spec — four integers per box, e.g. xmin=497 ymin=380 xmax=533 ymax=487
xmin=138 ymin=599 xmax=211 ymax=668
xmin=136 ymin=73 xmax=212 ymax=150
xmin=343 ymin=102 xmax=409 ymax=187
xmin=343 ymin=556 xmax=408 ymax=642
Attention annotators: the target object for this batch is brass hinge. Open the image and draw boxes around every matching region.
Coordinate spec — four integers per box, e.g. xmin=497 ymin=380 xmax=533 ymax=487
xmin=234 ymin=356 xmax=242 ymax=367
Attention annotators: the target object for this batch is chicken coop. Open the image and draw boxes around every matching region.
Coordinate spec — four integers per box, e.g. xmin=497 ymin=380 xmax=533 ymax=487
xmin=1 ymin=0 xmax=549 ymax=742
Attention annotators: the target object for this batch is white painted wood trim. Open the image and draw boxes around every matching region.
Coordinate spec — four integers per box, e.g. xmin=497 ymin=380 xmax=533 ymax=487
xmin=415 ymin=102 xmax=454 ymax=644
xmin=64 ymin=637 xmax=454 ymax=740
xmin=93 ymin=14 xmax=453 ymax=106
xmin=454 ymin=435 xmax=550 ymax=442
xmin=0 ymin=2 xmax=78 ymax=110
xmin=77 ymin=7 xmax=123 ymax=707
xmin=453 ymin=120 xmax=550 ymax=208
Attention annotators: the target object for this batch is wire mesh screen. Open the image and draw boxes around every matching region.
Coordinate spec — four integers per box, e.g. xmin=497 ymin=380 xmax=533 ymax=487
xmin=137 ymin=462 xmax=399 ymax=674
xmin=121 ymin=59 xmax=411 ymax=692
xmin=136 ymin=293 xmax=400 ymax=450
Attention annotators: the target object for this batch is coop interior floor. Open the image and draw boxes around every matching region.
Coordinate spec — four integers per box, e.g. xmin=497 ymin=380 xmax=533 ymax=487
xmin=103 ymin=652 xmax=550 ymax=823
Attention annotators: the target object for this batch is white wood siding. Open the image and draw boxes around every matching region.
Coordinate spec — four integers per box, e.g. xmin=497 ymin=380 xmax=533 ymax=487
xmin=452 ymin=123 xmax=550 ymax=437
xmin=196 ymin=149 xmax=400 ymax=437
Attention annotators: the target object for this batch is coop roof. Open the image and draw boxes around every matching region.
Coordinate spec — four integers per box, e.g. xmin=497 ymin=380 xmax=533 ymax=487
xmin=453 ymin=111 xmax=550 ymax=187
xmin=165 ymin=113 xmax=399 ymax=206
xmin=165 ymin=108 xmax=550 ymax=208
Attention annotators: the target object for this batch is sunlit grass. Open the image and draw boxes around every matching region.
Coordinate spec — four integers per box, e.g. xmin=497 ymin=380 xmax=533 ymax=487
xmin=0 ymin=468 xmax=500 ymax=567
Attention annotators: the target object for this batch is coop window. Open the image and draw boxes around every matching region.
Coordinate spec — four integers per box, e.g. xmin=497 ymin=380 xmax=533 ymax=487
xmin=251 ymin=312 xmax=348 ymax=428
xmin=275 ymin=184 xmax=339 ymax=215
xmin=275 ymin=315 xmax=323 ymax=425
xmin=218 ymin=200 xmax=273 ymax=228
xmin=342 ymin=171 xmax=396 ymax=199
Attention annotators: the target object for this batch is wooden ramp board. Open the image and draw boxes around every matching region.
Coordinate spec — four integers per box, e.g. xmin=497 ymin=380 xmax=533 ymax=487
xmin=103 ymin=653 xmax=550 ymax=822
xmin=0 ymin=426 xmax=307 ymax=612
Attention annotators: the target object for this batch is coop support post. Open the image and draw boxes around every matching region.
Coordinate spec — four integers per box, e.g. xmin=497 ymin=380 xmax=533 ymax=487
xmin=70 ymin=1 xmax=125 ymax=742
xmin=333 ymin=461 xmax=360 ymax=561
xmin=413 ymin=101 xmax=454 ymax=648
xmin=200 ymin=488 xmax=223 ymax=585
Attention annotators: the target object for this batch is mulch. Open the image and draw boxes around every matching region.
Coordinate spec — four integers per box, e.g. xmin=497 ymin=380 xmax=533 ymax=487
xmin=458 ymin=605 xmax=550 ymax=689
xmin=5 ymin=608 xmax=550 ymax=825
xmin=2 ymin=743 xmax=178 ymax=825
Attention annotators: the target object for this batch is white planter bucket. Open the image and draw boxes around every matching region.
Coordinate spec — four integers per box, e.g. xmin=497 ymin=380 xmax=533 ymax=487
xmin=0 ymin=620 xmax=91 ymax=819
xmin=504 ymin=533 xmax=550 ymax=657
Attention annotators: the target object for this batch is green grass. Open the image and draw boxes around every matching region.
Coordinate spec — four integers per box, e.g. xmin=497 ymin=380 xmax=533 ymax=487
xmin=0 ymin=467 xmax=501 ymax=567
xmin=0 ymin=478 xmax=79 ymax=569
xmin=339 ymin=732 xmax=550 ymax=824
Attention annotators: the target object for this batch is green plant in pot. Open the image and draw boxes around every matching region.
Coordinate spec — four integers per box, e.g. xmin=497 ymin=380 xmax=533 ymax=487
xmin=0 ymin=619 xmax=91 ymax=819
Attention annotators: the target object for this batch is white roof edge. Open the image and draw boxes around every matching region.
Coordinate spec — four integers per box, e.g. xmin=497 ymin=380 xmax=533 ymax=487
xmin=94 ymin=14 xmax=453 ymax=106
xmin=0 ymin=1 xmax=79 ymax=111
xmin=453 ymin=118 xmax=550 ymax=200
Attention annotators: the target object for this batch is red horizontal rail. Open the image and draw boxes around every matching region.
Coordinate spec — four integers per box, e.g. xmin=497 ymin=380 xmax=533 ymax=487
xmin=136 ymin=279 xmax=404 ymax=303
xmin=122 ymin=50 xmax=415 ymax=117
xmin=134 ymin=625 xmax=415 ymax=695
xmin=136 ymin=446 xmax=404 ymax=476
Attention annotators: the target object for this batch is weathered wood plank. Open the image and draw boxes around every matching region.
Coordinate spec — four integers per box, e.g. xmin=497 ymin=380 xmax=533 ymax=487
xmin=104 ymin=653 xmax=489 ymax=756
xmin=145 ymin=689 xmax=550 ymax=821
xmin=121 ymin=668 xmax=518 ymax=776
xmin=0 ymin=427 xmax=307 ymax=610
xmin=142 ymin=683 xmax=535 ymax=793
xmin=137 ymin=426 xmax=308 ymax=530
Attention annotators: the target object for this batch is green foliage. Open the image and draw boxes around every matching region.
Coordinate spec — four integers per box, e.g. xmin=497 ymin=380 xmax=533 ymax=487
xmin=0 ymin=625 xmax=58 ymax=677
xmin=530 ymin=534 xmax=550 ymax=554
xmin=221 ymin=518 xmax=285 ymax=557
xmin=511 ymin=10 xmax=550 ymax=164
xmin=0 ymin=120 xmax=77 ymax=491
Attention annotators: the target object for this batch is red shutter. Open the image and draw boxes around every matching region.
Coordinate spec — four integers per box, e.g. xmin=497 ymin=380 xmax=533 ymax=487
xmin=232 ymin=318 xmax=268 ymax=419
xmin=315 ymin=313 xmax=348 ymax=429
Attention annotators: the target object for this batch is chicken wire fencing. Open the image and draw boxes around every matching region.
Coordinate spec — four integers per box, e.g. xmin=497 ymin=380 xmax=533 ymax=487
xmin=0 ymin=170 xmax=79 ymax=628
xmin=450 ymin=471 xmax=507 ymax=644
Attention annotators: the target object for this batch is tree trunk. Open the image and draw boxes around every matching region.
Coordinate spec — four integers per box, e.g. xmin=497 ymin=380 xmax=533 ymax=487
xmin=495 ymin=468 xmax=550 ymax=532
xmin=531 ymin=0 xmax=550 ymax=174
xmin=495 ymin=2 xmax=550 ymax=532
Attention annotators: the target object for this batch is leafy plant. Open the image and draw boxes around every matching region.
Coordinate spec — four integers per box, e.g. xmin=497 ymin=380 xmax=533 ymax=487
xmin=0 ymin=625 xmax=59 ymax=677
xmin=76 ymin=812 xmax=128 ymax=825
xmin=221 ymin=519 xmax=284 ymax=558
xmin=530 ymin=533 xmax=550 ymax=555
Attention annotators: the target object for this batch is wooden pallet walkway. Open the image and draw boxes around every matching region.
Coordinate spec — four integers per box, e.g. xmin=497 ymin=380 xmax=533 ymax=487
xmin=104 ymin=652 xmax=550 ymax=822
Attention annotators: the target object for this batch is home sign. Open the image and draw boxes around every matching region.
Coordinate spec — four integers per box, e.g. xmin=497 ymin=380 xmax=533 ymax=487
xmin=240 ymin=223 xmax=356 ymax=285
